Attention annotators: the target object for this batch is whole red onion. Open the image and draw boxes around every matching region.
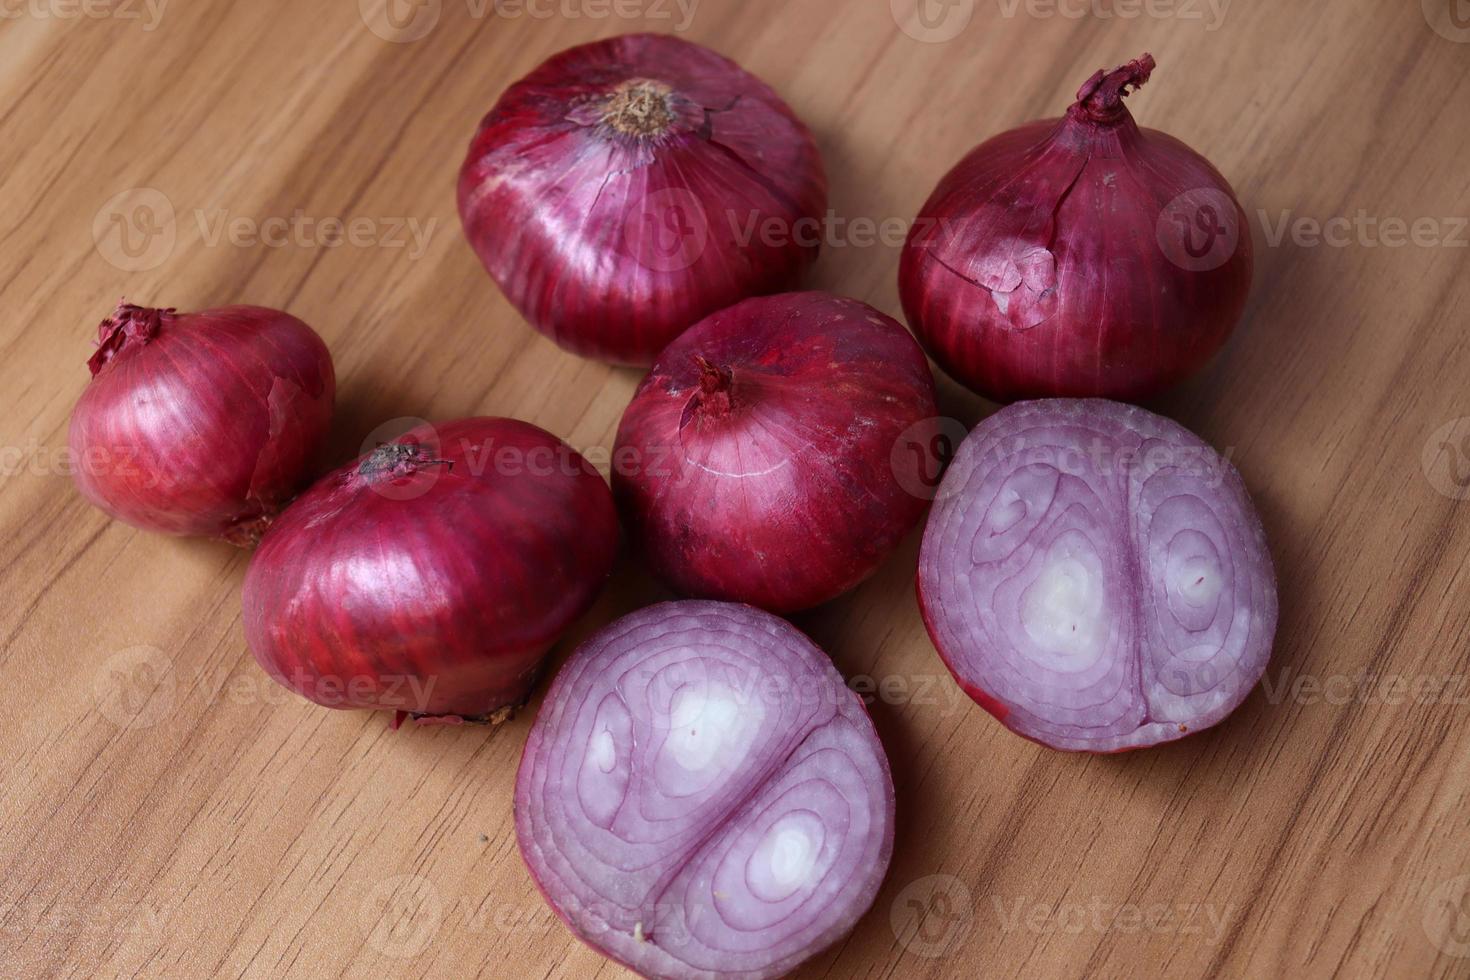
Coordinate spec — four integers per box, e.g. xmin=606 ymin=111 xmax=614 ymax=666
xmin=613 ymin=292 xmax=939 ymax=613
xmin=516 ymin=600 xmax=894 ymax=979
xmin=68 ymin=303 xmax=335 ymax=545
xmin=458 ymin=33 xmax=827 ymax=365
xmin=918 ymin=399 xmax=1276 ymax=751
xmin=900 ymin=54 xmax=1253 ymax=402
xmin=242 ymin=417 xmax=619 ymax=724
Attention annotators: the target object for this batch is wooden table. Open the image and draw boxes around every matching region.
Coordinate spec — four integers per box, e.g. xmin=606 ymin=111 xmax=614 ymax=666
xmin=4 ymin=1 xmax=1469 ymax=977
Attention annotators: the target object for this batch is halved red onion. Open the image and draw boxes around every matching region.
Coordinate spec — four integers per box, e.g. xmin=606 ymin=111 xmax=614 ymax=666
xmin=917 ymin=400 xmax=1276 ymax=752
xmin=516 ymin=601 xmax=894 ymax=978
xmin=458 ymin=33 xmax=826 ymax=365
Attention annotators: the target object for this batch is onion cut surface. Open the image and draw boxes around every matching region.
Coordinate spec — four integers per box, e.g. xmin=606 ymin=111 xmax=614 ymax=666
xmin=515 ymin=601 xmax=895 ymax=979
xmin=918 ymin=400 xmax=1276 ymax=751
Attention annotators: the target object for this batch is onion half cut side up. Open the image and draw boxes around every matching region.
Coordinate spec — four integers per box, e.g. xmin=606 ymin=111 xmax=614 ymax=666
xmin=613 ymin=291 xmax=938 ymax=613
xmin=242 ymin=417 xmax=619 ymax=725
xmin=515 ymin=601 xmax=895 ymax=979
xmin=918 ymin=400 xmax=1276 ymax=752
xmin=458 ymin=33 xmax=827 ymax=365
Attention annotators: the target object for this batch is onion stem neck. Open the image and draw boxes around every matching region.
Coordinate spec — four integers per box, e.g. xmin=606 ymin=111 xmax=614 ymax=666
xmin=88 ymin=303 xmax=170 ymax=376
xmin=1072 ymin=53 xmax=1155 ymax=123
xmin=357 ymin=443 xmax=452 ymax=482
xmin=691 ymin=355 xmax=734 ymax=418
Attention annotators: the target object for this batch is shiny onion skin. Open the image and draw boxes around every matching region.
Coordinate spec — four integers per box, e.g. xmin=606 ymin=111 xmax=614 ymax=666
xmin=613 ymin=292 xmax=938 ymax=613
xmin=900 ymin=54 xmax=1253 ymax=401
xmin=917 ymin=400 xmax=1276 ymax=752
xmin=242 ymin=418 xmax=619 ymax=724
xmin=516 ymin=601 xmax=895 ymax=980
xmin=68 ymin=303 xmax=334 ymax=545
xmin=458 ymin=33 xmax=827 ymax=365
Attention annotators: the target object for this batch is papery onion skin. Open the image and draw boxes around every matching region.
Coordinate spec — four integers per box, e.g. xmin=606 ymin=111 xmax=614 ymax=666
xmin=458 ymin=33 xmax=827 ymax=365
xmin=515 ymin=600 xmax=895 ymax=980
xmin=899 ymin=54 xmax=1253 ymax=402
xmin=613 ymin=292 xmax=939 ymax=613
xmin=242 ymin=417 xmax=619 ymax=723
xmin=917 ymin=399 xmax=1276 ymax=752
xmin=68 ymin=303 xmax=335 ymax=545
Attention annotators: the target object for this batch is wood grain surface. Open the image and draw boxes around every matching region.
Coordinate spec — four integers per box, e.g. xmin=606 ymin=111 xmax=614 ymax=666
xmin=3 ymin=1 xmax=1470 ymax=977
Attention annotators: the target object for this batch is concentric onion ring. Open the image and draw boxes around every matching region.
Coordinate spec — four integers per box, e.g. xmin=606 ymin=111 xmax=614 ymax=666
xmin=918 ymin=400 xmax=1277 ymax=752
xmin=515 ymin=601 xmax=894 ymax=978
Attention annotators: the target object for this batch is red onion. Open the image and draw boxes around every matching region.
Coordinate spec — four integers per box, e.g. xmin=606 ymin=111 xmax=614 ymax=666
xmin=68 ymin=303 xmax=334 ymax=545
xmin=613 ymin=292 xmax=939 ymax=613
xmin=516 ymin=600 xmax=894 ymax=979
xmin=917 ymin=400 xmax=1276 ymax=752
xmin=458 ymin=33 xmax=826 ymax=365
xmin=242 ymin=417 xmax=619 ymax=724
xmin=900 ymin=54 xmax=1253 ymax=401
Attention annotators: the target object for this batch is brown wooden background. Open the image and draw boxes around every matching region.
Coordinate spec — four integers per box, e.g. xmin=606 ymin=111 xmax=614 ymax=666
xmin=3 ymin=0 xmax=1470 ymax=977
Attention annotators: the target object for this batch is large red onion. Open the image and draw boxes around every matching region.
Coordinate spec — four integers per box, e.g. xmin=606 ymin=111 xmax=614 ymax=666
xmin=900 ymin=54 xmax=1253 ymax=401
xmin=613 ymin=292 xmax=939 ymax=613
xmin=917 ymin=400 xmax=1276 ymax=752
xmin=68 ymin=303 xmax=334 ymax=545
xmin=516 ymin=600 xmax=894 ymax=979
xmin=458 ymin=33 xmax=827 ymax=365
xmin=242 ymin=418 xmax=619 ymax=724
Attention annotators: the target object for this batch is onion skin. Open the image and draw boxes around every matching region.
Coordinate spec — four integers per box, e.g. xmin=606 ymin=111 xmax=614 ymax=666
xmin=613 ymin=292 xmax=938 ymax=613
xmin=917 ymin=400 xmax=1276 ymax=752
xmin=68 ymin=303 xmax=334 ymax=545
xmin=458 ymin=33 xmax=827 ymax=365
xmin=515 ymin=600 xmax=895 ymax=980
xmin=899 ymin=54 xmax=1253 ymax=402
xmin=242 ymin=418 xmax=619 ymax=723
